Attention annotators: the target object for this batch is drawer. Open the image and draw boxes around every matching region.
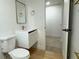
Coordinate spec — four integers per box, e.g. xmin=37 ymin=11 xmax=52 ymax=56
xmin=29 ymin=30 xmax=38 ymax=48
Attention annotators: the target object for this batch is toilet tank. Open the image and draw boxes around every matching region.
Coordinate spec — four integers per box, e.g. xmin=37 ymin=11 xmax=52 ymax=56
xmin=0 ymin=35 xmax=16 ymax=53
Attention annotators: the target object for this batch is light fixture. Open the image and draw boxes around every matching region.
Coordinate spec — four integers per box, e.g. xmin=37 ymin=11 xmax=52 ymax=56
xmin=46 ymin=1 xmax=50 ymax=5
xmin=31 ymin=10 xmax=35 ymax=16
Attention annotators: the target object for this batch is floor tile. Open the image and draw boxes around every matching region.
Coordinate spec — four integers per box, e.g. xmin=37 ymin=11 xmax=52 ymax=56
xmin=29 ymin=48 xmax=63 ymax=59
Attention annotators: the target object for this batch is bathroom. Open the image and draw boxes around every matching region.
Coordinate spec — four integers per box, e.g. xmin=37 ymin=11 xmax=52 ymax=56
xmin=0 ymin=0 xmax=47 ymax=59
xmin=0 ymin=0 xmax=71 ymax=59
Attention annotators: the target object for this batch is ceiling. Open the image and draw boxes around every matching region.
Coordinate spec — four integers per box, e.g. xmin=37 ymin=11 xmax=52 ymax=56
xmin=46 ymin=0 xmax=63 ymax=6
xmin=25 ymin=0 xmax=63 ymax=6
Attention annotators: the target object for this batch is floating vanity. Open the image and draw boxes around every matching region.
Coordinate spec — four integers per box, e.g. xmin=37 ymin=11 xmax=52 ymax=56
xmin=16 ymin=29 xmax=38 ymax=49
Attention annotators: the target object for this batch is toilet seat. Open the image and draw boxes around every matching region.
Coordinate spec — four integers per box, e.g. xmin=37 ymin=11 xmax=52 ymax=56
xmin=9 ymin=48 xmax=30 ymax=58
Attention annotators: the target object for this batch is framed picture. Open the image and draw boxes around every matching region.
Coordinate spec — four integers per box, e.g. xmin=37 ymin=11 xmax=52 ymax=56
xmin=16 ymin=0 xmax=26 ymax=24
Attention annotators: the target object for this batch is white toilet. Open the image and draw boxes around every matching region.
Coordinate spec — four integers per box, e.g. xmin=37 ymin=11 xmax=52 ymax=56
xmin=9 ymin=48 xmax=30 ymax=59
xmin=0 ymin=35 xmax=30 ymax=59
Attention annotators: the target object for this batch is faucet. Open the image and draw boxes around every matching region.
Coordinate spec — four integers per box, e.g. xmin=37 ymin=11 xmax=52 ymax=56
xmin=22 ymin=26 xmax=25 ymax=30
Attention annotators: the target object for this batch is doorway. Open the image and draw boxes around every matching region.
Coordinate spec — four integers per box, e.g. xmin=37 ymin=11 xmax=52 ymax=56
xmin=46 ymin=0 xmax=64 ymax=53
xmin=45 ymin=0 xmax=73 ymax=59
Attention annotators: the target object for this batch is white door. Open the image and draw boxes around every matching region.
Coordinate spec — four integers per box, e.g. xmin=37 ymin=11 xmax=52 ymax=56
xmin=62 ymin=0 xmax=71 ymax=59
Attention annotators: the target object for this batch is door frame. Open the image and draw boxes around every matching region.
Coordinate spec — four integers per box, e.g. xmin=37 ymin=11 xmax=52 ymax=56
xmin=45 ymin=0 xmax=73 ymax=59
xmin=67 ymin=0 xmax=73 ymax=59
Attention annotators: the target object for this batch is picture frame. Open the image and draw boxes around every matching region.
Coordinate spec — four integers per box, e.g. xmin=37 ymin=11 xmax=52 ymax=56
xmin=16 ymin=0 xmax=26 ymax=24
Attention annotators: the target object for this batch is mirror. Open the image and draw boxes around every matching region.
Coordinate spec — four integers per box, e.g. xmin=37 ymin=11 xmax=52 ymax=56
xmin=16 ymin=0 xmax=26 ymax=24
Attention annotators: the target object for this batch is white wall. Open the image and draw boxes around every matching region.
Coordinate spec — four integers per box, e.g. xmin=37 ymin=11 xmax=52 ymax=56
xmin=0 ymin=1 xmax=46 ymax=59
xmin=0 ymin=0 xmax=17 ymax=59
xmin=28 ymin=0 xmax=46 ymax=50
xmin=25 ymin=1 xmax=36 ymax=31
xmin=46 ymin=5 xmax=62 ymax=37
xmin=17 ymin=0 xmax=36 ymax=31
xmin=70 ymin=4 xmax=79 ymax=59
xmin=0 ymin=0 xmax=17 ymax=37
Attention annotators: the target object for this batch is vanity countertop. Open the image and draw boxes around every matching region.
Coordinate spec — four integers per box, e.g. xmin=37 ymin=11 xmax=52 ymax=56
xmin=28 ymin=29 xmax=37 ymax=33
xmin=0 ymin=29 xmax=37 ymax=41
xmin=16 ymin=29 xmax=37 ymax=33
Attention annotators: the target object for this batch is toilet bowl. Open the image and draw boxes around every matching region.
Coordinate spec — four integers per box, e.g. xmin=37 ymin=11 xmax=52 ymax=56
xmin=9 ymin=48 xmax=30 ymax=59
xmin=0 ymin=35 xmax=30 ymax=59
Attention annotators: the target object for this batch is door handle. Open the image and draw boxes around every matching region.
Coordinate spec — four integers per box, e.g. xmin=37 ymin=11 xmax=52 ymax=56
xmin=62 ymin=29 xmax=71 ymax=32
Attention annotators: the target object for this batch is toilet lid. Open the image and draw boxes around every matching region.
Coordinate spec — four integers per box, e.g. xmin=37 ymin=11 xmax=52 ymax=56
xmin=9 ymin=48 xmax=29 ymax=58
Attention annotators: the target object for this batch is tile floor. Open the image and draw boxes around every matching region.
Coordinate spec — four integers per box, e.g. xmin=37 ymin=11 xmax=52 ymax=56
xmin=29 ymin=48 xmax=63 ymax=59
xmin=5 ymin=48 xmax=63 ymax=59
xmin=46 ymin=36 xmax=62 ymax=52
